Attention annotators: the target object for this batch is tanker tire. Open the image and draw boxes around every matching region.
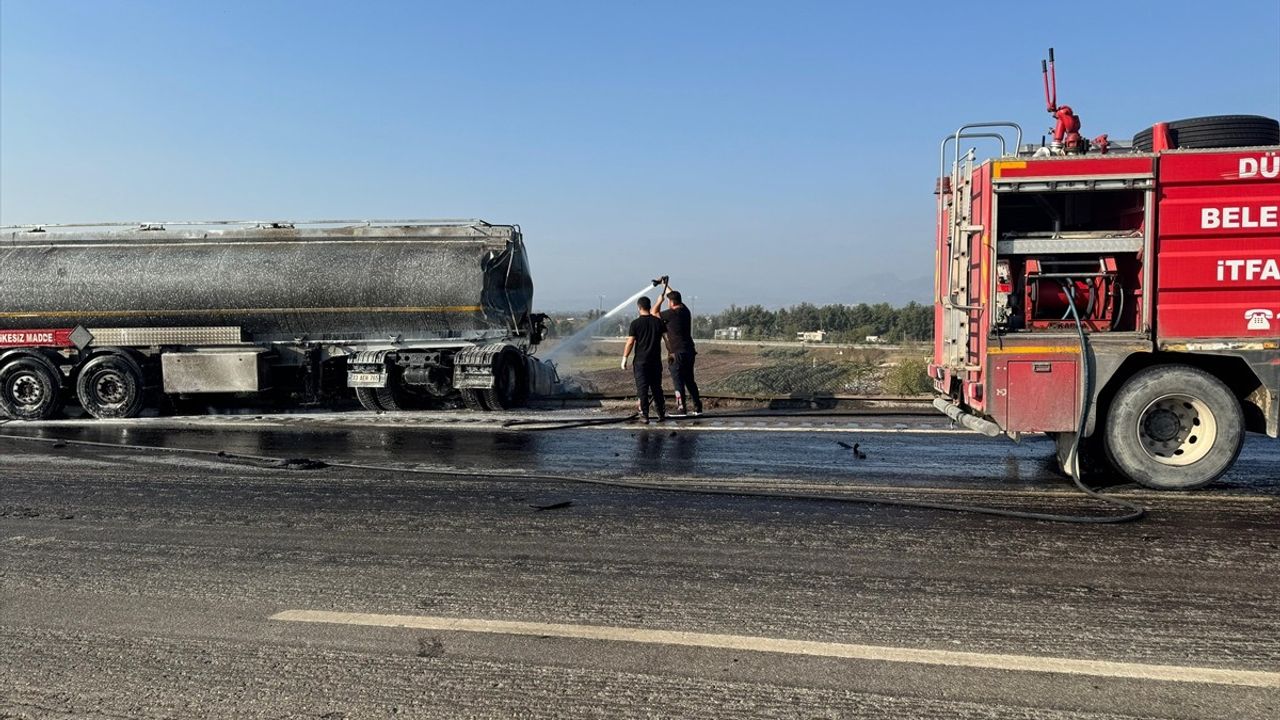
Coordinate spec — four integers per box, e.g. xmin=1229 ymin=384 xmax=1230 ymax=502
xmin=482 ymin=351 xmax=527 ymax=410
xmin=1104 ymin=366 xmax=1243 ymax=490
xmin=0 ymin=357 xmax=62 ymax=421
xmin=1132 ymin=115 xmax=1279 ymax=151
xmin=460 ymin=389 xmax=488 ymax=411
xmin=76 ymin=354 xmax=146 ymax=419
xmin=354 ymin=387 xmax=385 ymax=412
xmin=374 ymin=385 xmax=408 ymax=411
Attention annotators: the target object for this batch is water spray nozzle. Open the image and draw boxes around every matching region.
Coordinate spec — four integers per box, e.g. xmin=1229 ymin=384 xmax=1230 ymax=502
xmin=651 ymin=275 xmax=669 ymax=287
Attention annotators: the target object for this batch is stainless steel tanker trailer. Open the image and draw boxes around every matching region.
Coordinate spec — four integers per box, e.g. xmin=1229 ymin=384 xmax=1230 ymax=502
xmin=0 ymin=219 xmax=559 ymax=420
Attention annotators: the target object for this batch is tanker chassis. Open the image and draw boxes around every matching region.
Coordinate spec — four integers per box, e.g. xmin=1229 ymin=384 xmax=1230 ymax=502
xmin=932 ymin=104 xmax=1279 ymax=489
xmin=0 ymin=220 xmax=558 ymax=420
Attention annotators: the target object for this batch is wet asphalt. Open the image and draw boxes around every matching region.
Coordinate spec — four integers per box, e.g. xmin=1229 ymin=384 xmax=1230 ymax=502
xmin=1 ymin=410 xmax=1277 ymax=718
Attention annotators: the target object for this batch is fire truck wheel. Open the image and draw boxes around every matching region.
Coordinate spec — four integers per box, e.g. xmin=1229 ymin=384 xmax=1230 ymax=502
xmin=1104 ymin=366 xmax=1244 ymax=490
xmin=354 ymin=387 xmax=384 ymax=412
xmin=460 ymin=389 xmax=488 ymax=411
xmin=0 ymin=356 xmax=62 ymax=421
xmin=1132 ymin=115 xmax=1279 ymax=151
xmin=76 ymin=354 xmax=147 ymax=419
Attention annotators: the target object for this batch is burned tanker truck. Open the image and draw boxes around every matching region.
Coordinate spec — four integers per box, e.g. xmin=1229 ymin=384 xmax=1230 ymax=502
xmin=0 ymin=220 xmax=559 ymax=420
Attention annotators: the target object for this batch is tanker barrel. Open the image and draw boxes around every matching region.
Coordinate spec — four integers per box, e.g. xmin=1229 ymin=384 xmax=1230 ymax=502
xmin=0 ymin=222 xmax=534 ymax=344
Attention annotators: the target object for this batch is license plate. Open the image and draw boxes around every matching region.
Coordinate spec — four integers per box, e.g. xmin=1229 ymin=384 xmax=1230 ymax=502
xmin=348 ymin=372 xmax=387 ymax=388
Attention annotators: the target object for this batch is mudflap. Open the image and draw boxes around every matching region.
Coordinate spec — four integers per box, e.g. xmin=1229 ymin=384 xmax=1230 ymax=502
xmin=452 ymin=343 xmax=511 ymax=390
xmin=347 ymin=349 xmax=392 ymax=388
xmin=1051 ymin=431 xmax=1115 ymax=481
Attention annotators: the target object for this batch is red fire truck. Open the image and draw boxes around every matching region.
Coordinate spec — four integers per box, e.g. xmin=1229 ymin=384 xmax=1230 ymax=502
xmin=931 ymin=52 xmax=1279 ymax=490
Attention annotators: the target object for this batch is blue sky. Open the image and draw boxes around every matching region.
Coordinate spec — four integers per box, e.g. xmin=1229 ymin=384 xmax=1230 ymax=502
xmin=2 ymin=0 xmax=1277 ymax=311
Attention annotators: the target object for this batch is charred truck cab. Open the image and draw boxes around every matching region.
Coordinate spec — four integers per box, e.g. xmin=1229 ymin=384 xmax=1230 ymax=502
xmin=932 ymin=51 xmax=1279 ymax=490
xmin=0 ymin=219 xmax=560 ymax=420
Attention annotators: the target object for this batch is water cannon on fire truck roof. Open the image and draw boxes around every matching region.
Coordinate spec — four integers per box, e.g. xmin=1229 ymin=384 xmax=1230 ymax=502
xmin=1039 ymin=48 xmax=1108 ymax=156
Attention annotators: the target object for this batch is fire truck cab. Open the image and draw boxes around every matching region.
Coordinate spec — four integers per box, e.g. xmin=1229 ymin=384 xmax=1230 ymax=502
xmin=931 ymin=113 xmax=1279 ymax=489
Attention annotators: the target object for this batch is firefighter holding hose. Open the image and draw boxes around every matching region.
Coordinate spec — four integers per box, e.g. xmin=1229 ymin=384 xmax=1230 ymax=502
xmin=621 ymin=294 xmax=668 ymax=424
xmin=654 ymin=278 xmax=702 ymax=416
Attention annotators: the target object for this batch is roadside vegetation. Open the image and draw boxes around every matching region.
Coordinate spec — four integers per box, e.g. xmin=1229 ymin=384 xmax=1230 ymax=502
xmin=884 ymin=356 xmax=933 ymax=395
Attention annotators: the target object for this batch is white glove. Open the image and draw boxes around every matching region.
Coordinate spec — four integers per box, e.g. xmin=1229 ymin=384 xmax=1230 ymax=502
xmin=620 ymin=357 xmax=628 ymax=370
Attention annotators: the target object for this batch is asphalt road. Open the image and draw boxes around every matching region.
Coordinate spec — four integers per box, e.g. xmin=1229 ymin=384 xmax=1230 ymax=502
xmin=2 ymin=412 xmax=1278 ymax=718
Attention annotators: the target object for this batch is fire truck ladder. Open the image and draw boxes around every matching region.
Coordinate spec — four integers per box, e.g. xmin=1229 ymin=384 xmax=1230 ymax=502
xmin=937 ymin=123 xmax=1022 ymax=369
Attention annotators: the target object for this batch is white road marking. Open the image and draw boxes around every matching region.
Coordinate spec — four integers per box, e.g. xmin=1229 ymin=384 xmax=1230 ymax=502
xmin=271 ymin=610 xmax=1279 ymax=688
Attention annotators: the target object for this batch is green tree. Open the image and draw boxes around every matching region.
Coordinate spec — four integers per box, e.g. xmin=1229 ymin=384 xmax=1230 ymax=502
xmin=703 ymin=301 xmax=935 ymax=343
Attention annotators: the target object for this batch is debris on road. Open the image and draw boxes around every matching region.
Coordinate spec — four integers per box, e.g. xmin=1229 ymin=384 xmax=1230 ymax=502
xmin=531 ymin=500 xmax=574 ymax=512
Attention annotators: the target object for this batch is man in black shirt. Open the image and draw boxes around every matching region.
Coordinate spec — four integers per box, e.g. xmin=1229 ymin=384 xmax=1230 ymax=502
xmin=654 ymin=283 xmax=702 ymax=415
xmin=621 ymin=296 xmax=667 ymax=423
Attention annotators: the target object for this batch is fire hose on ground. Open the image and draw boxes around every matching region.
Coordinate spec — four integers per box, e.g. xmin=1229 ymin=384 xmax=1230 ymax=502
xmin=0 ymin=409 xmax=1146 ymax=525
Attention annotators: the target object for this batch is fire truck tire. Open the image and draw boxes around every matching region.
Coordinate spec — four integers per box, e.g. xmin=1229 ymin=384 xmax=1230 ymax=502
xmin=1103 ymin=366 xmax=1244 ymax=490
xmin=0 ymin=356 xmax=62 ymax=421
xmin=354 ymin=387 xmax=385 ymax=412
xmin=1132 ymin=115 xmax=1279 ymax=152
xmin=460 ymin=389 xmax=489 ymax=411
xmin=75 ymin=354 xmax=146 ymax=419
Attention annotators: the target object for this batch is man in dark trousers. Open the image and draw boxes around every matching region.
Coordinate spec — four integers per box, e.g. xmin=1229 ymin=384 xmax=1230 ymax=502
xmin=654 ymin=282 xmax=702 ymax=415
xmin=621 ymin=296 xmax=668 ymax=423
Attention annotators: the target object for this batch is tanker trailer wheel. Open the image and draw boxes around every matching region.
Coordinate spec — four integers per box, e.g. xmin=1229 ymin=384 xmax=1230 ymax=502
xmin=0 ymin=357 xmax=62 ymax=421
xmin=75 ymin=354 xmax=147 ymax=419
xmin=481 ymin=350 xmax=528 ymax=411
xmin=1103 ymin=366 xmax=1244 ymax=490
xmin=374 ymin=384 xmax=411 ymax=411
xmin=459 ymin=389 xmax=488 ymax=411
xmin=355 ymin=387 xmax=385 ymax=412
